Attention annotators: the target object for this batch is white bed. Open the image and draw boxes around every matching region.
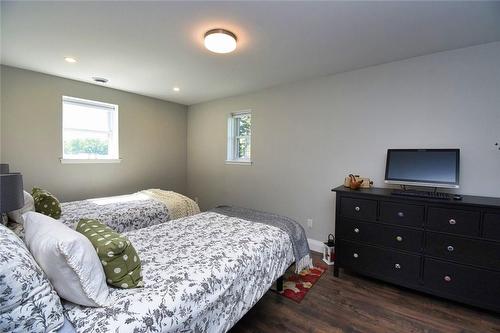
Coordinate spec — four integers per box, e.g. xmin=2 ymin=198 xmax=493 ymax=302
xmin=63 ymin=211 xmax=295 ymax=333
xmin=59 ymin=189 xmax=200 ymax=233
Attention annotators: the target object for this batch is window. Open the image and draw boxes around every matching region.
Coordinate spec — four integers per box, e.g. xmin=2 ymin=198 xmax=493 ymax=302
xmin=62 ymin=96 xmax=119 ymax=163
xmin=227 ymin=111 xmax=252 ymax=164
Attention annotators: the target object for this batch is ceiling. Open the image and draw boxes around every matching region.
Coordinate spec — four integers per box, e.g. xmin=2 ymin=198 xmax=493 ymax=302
xmin=2 ymin=1 xmax=500 ymax=106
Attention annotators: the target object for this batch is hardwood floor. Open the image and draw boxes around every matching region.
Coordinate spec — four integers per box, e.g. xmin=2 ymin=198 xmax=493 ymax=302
xmin=230 ymin=253 xmax=500 ymax=333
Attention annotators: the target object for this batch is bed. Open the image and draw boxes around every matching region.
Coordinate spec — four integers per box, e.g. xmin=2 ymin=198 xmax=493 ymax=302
xmin=63 ymin=207 xmax=311 ymax=333
xmin=59 ymin=189 xmax=200 ymax=233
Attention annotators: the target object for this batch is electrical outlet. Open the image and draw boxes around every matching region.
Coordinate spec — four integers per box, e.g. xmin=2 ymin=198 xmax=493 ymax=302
xmin=307 ymin=218 xmax=313 ymax=229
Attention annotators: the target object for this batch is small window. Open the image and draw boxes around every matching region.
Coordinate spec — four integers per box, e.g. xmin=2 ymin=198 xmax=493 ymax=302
xmin=227 ymin=111 xmax=252 ymax=164
xmin=62 ymin=96 xmax=119 ymax=163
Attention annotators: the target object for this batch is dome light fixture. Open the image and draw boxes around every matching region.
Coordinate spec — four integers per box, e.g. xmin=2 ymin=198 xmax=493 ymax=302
xmin=64 ymin=57 xmax=77 ymax=63
xmin=204 ymin=29 xmax=237 ymax=54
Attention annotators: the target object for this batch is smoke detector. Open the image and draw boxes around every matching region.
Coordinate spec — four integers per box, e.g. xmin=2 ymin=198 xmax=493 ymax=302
xmin=92 ymin=77 xmax=108 ymax=84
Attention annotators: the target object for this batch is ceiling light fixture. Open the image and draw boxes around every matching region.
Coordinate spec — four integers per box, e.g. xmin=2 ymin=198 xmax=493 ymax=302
xmin=92 ymin=77 xmax=108 ymax=84
xmin=64 ymin=57 xmax=77 ymax=63
xmin=204 ymin=29 xmax=237 ymax=54
xmin=173 ymin=87 xmax=180 ymax=92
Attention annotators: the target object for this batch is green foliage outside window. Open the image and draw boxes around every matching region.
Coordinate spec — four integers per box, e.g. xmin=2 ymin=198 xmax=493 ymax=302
xmin=64 ymin=138 xmax=109 ymax=156
xmin=237 ymin=115 xmax=251 ymax=159
xmin=238 ymin=115 xmax=251 ymax=136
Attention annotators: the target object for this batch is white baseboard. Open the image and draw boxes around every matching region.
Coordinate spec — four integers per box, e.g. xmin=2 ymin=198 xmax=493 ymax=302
xmin=308 ymin=238 xmax=324 ymax=253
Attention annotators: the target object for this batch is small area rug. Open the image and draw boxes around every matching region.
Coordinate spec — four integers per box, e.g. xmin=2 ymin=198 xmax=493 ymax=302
xmin=276 ymin=262 xmax=327 ymax=303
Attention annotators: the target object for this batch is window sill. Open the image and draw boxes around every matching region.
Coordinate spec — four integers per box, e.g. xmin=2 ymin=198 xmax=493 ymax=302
xmin=225 ymin=160 xmax=253 ymax=166
xmin=60 ymin=158 xmax=122 ymax=164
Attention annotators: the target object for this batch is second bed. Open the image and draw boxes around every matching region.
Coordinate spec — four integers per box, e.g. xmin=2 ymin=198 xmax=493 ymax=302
xmin=59 ymin=189 xmax=200 ymax=232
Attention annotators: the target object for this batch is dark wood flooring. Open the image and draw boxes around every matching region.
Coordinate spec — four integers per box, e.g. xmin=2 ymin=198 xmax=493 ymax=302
xmin=230 ymin=253 xmax=500 ymax=333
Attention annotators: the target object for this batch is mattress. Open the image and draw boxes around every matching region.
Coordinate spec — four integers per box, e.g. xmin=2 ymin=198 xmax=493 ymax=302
xmin=63 ymin=211 xmax=295 ymax=333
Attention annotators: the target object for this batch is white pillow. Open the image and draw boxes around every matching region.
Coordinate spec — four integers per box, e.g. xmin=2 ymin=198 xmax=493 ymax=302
xmin=23 ymin=212 xmax=109 ymax=307
xmin=8 ymin=190 xmax=35 ymax=224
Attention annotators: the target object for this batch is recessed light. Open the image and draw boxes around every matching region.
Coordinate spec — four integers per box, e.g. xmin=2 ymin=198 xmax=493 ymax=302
xmin=204 ymin=29 xmax=237 ymax=54
xmin=92 ymin=77 xmax=108 ymax=84
xmin=64 ymin=57 xmax=77 ymax=63
xmin=173 ymin=87 xmax=180 ymax=92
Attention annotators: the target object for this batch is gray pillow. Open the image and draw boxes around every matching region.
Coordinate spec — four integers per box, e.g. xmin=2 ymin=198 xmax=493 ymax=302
xmin=0 ymin=224 xmax=65 ymax=332
xmin=7 ymin=190 xmax=35 ymax=224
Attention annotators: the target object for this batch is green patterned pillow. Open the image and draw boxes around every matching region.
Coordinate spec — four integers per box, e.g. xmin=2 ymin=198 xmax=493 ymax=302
xmin=32 ymin=187 xmax=62 ymax=219
xmin=76 ymin=219 xmax=143 ymax=289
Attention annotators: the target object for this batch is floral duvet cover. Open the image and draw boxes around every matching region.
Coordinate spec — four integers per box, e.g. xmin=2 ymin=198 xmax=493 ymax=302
xmin=59 ymin=193 xmax=169 ymax=233
xmin=63 ymin=211 xmax=295 ymax=333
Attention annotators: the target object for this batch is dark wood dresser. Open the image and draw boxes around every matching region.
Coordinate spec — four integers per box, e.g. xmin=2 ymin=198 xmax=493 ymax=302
xmin=332 ymin=186 xmax=500 ymax=313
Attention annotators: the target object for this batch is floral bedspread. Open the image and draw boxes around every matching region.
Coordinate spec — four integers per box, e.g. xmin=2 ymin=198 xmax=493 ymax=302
xmin=63 ymin=212 xmax=295 ymax=333
xmin=59 ymin=193 xmax=170 ymax=233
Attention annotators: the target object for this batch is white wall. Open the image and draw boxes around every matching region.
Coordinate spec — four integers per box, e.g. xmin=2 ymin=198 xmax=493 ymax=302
xmin=187 ymin=42 xmax=500 ymax=241
xmin=1 ymin=66 xmax=188 ymax=201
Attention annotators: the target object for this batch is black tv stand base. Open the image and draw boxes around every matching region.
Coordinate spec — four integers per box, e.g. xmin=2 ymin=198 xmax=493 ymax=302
xmin=391 ymin=188 xmax=452 ymax=200
xmin=331 ymin=185 xmax=500 ymax=313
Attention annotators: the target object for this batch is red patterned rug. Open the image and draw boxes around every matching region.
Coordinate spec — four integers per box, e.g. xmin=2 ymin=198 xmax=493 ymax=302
xmin=276 ymin=262 xmax=327 ymax=303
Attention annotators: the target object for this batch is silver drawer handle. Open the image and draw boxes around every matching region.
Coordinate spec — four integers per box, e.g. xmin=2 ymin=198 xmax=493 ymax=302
xmin=394 ymin=263 xmax=401 ymax=269
xmin=447 ymin=245 xmax=454 ymax=252
xmin=444 ymin=275 xmax=452 ymax=282
xmin=449 ymin=219 xmax=456 ymax=225
xmin=397 ymin=212 xmax=405 ymax=217
xmin=354 ymin=206 xmax=361 ymax=212
xmin=353 ymin=253 xmax=359 ymax=258
xmin=354 ymin=228 xmax=360 ymax=233
xmin=396 ymin=236 xmax=403 ymax=242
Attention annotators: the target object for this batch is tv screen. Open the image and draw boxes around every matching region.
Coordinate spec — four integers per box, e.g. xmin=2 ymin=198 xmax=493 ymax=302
xmin=385 ymin=149 xmax=460 ymax=188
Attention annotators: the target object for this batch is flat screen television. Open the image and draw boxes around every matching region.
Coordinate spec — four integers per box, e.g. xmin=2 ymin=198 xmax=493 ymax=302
xmin=384 ymin=149 xmax=460 ymax=189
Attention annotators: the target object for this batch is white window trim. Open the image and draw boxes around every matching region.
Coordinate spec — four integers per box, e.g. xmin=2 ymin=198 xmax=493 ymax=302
xmin=225 ymin=160 xmax=253 ymax=165
xmin=227 ymin=110 xmax=252 ymax=165
xmin=60 ymin=158 xmax=122 ymax=164
xmin=62 ymin=96 xmax=120 ymax=164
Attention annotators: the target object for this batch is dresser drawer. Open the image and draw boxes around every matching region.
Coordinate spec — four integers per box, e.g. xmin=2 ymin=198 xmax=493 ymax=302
xmin=337 ymin=240 xmax=421 ymax=284
xmin=340 ymin=197 xmax=377 ymax=221
xmin=425 ymin=232 xmax=500 ymax=271
xmin=337 ymin=219 xmax=423 ymax=252
xmin=424 ymin=258 xmax=500 ymax=311
xmin=427 ymin=207 xmax=480 ymax=236
xmin=483 ymin=213 xmax=500 ymax=241
xmin=380 ymin=201 xmax=425 ymax=227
